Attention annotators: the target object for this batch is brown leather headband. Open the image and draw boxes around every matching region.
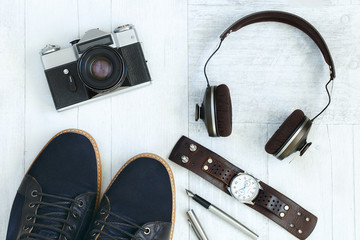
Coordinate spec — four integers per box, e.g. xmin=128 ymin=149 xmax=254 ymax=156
xmin=220 ymin=11 xmax=336 ymax=79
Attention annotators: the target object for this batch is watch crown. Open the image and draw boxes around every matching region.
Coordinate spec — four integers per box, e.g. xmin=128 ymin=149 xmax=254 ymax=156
xmin=226 ymin=186 xmax=231 ymax=195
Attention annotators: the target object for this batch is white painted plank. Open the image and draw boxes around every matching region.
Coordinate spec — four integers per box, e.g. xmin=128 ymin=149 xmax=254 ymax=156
xmin=24 ymin=0 xmax=79 ymax=168
xmin=0 ymin=0 xmax=25 ymax=237
xmin=189 ymin=0 xmax=358 ymax=7
xmin=0 ymin=1 xmax=359 ymax=240
xmin=77 ymin=0 xmax=113 ymax=195
xmin=110 ymin=1 xmax=189 ymax=239
xmin=329 ymin=125 xmax=355 ymax=240
xmin=354 ymin=125 xmax=360 ymax=240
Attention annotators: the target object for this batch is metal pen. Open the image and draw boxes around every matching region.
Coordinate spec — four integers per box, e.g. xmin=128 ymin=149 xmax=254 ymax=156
xmin=186 ymin=209 xmax=209 ymax=240
xmin=186 ymin=189 xmax=258 ymax=239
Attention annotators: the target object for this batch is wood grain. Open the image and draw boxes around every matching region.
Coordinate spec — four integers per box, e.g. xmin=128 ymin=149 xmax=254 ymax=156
xmin=329 ymin=125 xmax=355 ymax=240
xmin=24 ymin=0 xmax=79 ymax=167
xmin=0 ymin=0 xmax=25 ymax=234
xmin=0 ymin=0 xmax=359 ymax=239
xmin=354 ymin=125 xmax=360 ymax=240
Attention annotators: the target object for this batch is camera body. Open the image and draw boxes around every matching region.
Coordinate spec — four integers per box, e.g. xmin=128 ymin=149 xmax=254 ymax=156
xmin=41 ymin=25 xmax=151 ymax=111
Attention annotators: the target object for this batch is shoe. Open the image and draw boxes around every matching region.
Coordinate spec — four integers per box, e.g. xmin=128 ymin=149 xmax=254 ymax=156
xmin=6 ymin=129 xmax=101 ymax=240
xmin=86 ymin=153 xmax=175 ymax=240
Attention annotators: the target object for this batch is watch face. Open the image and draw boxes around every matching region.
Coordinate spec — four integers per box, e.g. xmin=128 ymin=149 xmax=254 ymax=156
xmin=229 ymin=174 xmax=260 ymax=202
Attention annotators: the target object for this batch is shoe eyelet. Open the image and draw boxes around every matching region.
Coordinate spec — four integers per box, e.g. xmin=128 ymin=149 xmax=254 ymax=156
xmin=77 ymin=199 xmax=84 ymax=207
xmin=100 ymin=210 xmax=105 ymax=215
xmin=91 ymin=232 xmax=97 ymax=237
xmin=23 ymin=226 xmax=30 ymax=231
xmin=144 ymin=227 xmax=151 ymax=235
xmin=31 ymin=190 xmax=38 ymax=197
xmin=72 ymin=212 xmax=79 ymax=219
xmin=26 ymin=216 xmax=33 ymax=221
xmin=68 ymin=225 xmax=73 ymax=231
xmin=95 ymin=221 xmax=100 ymax=226
xmin=28 ymin=203 xmax=35 ymax=208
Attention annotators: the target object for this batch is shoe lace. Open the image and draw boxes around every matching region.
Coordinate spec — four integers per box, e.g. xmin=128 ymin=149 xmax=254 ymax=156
xmin=19 ymin=190 xmax=83 ymax=240
xmin=90 ymin=209 xmax=150 ymax=240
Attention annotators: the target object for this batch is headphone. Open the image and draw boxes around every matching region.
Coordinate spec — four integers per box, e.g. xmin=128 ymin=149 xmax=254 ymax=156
xmin=195 ymin=11 xmax=336 ymax=160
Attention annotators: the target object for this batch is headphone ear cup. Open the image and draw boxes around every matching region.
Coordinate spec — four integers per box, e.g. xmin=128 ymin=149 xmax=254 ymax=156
xmin=196 ymin=86 xmax=219 ymax=137
xmin=215 ymin=84 xmax=232 ymax=137
xmin=265 ymin=109 xmax=312 ymax=159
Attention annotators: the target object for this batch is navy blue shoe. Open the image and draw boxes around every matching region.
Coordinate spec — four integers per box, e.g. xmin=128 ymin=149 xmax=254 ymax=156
xmin=86 ymin=153 xmax=175 ymax=240
xmin=6 ymin=129 xmax=101 ymax=240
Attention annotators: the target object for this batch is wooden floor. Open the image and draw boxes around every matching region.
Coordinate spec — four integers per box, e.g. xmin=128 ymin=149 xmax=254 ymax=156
xmin=0 ymin=0 xmax=359 ymax=239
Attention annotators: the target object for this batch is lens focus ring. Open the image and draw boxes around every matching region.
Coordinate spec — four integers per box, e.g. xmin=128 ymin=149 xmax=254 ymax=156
xmin=77 ymin=45 xmax=126 ymax=93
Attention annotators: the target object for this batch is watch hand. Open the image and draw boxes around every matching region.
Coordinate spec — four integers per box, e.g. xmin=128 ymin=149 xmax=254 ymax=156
xmin=240 ymin=181 xmax=250 ymax=190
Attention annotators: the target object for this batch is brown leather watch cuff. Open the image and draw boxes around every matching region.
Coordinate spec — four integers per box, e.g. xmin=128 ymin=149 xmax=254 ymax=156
xmin=252 ymin=182 xmax=317 ymax=239
xmin=169 ymin=136 xmax=317 ymax=239
xmin=169 ymin=136 xmax=243 ymax=194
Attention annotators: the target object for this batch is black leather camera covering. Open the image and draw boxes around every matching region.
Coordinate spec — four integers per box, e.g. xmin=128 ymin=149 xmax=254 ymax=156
xmin=45 ymin=62 xmax=93 ymax=110
xmin=119 ymin=43 xmax=151 ymax=86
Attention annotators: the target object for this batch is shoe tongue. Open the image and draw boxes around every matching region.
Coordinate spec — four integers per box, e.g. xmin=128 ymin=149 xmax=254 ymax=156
xmin=32 ymin=195 xmax=71 ymax=239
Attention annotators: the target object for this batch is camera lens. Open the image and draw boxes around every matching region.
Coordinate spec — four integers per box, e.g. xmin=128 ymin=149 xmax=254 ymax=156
xmin=89 ymin=57 xmax=113 ymax=81
xmin=78 ymin=46 xmax=126 ymax=93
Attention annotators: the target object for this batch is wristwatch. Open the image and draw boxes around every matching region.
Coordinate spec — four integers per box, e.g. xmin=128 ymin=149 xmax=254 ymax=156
xmin=169 ymin=136 xmax=317 ymax=239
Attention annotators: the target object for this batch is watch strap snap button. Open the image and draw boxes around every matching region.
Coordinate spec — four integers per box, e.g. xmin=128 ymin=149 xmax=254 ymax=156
xmin=181 ymin=155 xmax=189 ymax=163
xmin=189 ymin=144 xmax=197 ymax=152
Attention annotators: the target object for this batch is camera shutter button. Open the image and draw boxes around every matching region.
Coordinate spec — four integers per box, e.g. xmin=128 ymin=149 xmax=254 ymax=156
xmin=63 ymin=69 xmax=77 ymax=92
xmin=114 ymin=24 xmax=134 ymax=33
xmin=41 ymin=44 xmax=60 ymax=55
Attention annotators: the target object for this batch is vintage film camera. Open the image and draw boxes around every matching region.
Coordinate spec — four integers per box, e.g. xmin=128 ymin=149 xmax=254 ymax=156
xmin=41 ymin=25 xmax=151 ymax=111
